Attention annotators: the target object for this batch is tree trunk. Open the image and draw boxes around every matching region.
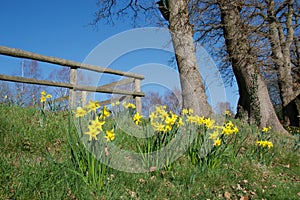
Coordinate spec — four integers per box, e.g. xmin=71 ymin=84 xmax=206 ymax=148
xmin=296 ymin=95 xmax=300 ymax=126
xmin=266 ymin=0 xmax=299 ymax=126
xmin=218 ymin=0 xmax=288 ymax=134
xmin=168 ymin=0 xmax=212 ymax=117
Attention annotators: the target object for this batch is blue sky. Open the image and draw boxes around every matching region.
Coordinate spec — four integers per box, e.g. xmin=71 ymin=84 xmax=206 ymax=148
xmin=0 ymin=0 xmax=238 ymax=112
xmin=0 ymin=0 xmax=118 ymax=62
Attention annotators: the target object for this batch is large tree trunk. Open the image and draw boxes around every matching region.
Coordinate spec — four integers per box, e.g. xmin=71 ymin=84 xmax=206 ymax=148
xmin=168 ymin=0 xmax=212 ymax=117
xmin=218 ymin=0 xmax=288 ymax=134
xmin=266 ymin=0 xmax=299 ymax=126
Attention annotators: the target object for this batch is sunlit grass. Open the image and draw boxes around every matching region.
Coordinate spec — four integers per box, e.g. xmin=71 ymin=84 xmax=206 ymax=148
xmin=0 ymin=101 xmax=299 ymax=199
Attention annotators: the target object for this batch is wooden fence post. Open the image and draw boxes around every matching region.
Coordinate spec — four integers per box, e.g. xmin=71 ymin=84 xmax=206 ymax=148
xmin=81 ymin=91 xmax=87 ymax=106
xmin=134 ymin=79 xmax=142 ymax=114
xmin=69 ymin=67 xmax=77 ymax=109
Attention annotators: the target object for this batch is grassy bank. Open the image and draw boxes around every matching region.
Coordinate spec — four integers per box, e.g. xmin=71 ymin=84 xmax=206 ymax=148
xmin=0 ymin=104 xmax=299 ymax=199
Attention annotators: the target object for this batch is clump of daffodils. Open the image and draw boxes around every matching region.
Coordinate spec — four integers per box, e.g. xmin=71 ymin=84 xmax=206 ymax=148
xmin=74 ymin=100 xmax=144 ymax=141
xmin=149 ymin=106 xmax=181 ymax=132
xmin=256 ymin=140 xmax=274 ymax=149
xmin=208 ymin=121 xmax=239 ymax=147
xmin=222 ymin=121 xmax=239 ymax=135
xmin=122 ymin=102 xmax=136 ymax=109
xmin=180 ymin=108 xmax=239 ymax=147
xmin=225 ymin=110 xmax=231 ymax=116
xmin=183 ymin=108 xmax=215 ymax=129
xmin=256 ymin=126 xmax=274 ymax=149
xmin=286 ymin=126 xmax=300 ymax=135
xmin=253 ymin=126 xmax=274 ymax=165
xmin=184 ymin=109 xmax=239 ymax=148
xmin=40 ymin=90 xmax=52 ymax=103
xmin=262 ymin=126 xmax=271 ymax=133
xmin=182 ymin=108 xmax=194 ymax=115
xmin=75 ymin=100 xmax=114 ymax=142
xmin=111 ymin=101 xmax=120 ymax=107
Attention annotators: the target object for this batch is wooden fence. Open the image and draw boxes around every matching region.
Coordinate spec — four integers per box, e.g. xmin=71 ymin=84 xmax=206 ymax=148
xmin=0 ymin=46 xmax=144 ymax=113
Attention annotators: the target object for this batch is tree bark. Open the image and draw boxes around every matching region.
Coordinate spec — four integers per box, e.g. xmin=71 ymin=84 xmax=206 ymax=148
xmin=266 ymin=0 xmax=299 ymax=126
xmin=168 ymin=0 xmax=212 ymax=117
xmin=218 ymin=0 xmax=288 ymax=133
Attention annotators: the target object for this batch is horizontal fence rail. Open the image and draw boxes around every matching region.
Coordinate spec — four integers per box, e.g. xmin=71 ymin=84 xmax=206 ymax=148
xmin=0 ymin=74 xmax=144 ymax=97
xmin=0 ymin=46 xmax=144 ymax=79
xmin=0 ymin=46 xmax=144 ymax=113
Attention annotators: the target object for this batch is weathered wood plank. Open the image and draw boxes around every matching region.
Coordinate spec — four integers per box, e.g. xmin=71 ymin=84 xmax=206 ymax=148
xmin=0 ymin=74 xmax=144 ymax=97
xmin=98 ymin=78 xmax=134 ymax=90
xmin=0 ymin=46 xmax=144 ymax=79
xmin=0 ymin=74 xmax=73 ymax=88
xmin=52 ymin=95 xmax=69 ymax=103
xmin=52 ymin=95 xmax=131 ymax=107
xmin=98 ymin=96 xmax=130 ymax=106
xmin=75 ymin=85 xmax=144 ymax=96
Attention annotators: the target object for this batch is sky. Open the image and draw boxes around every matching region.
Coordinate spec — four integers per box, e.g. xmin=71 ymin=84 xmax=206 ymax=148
xmin=0 ymin=1 xmax=117 ymax=62
xmin=0 ymin=0 xmax=238 ymax=112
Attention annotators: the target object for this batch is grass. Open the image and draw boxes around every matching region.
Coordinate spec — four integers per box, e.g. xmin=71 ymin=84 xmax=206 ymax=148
xmin=0 ymin=104 xmax=299 ymax=199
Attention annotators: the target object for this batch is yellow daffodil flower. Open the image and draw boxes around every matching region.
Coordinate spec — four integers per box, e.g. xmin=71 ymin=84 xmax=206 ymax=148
xmin=127 ymin=103 xmax=136 ymax=109
xmin=209 ymin=130 xmax=219 ymax=140
xmin=75 ymin=107 xmax=87 ymax=118
xmin=86 ymin=100 xmax=100 ymax=113
xmin=149 ymin=112 xmax=156 ymax=122
xmin=40 ymin=96 xmax=46 ymax=103
xmin=214 ymin=138 xmax=221 ymax=146
xmin=84 ymin=128 xmax=100 ymax=141
xmin=101 ymin=106 xmax=111 ymax=118
xmin=105 ymin=129 xmax=115 ymax=141
xmin=88 ymin=119 xmax=105 ymax=132
xmin=177 ymin=117 xmax=184 ymax=127
xmin=133 ymin=112 xmax=143 ymax=125
xmin=225 ymin=110 xmax=231 ymax=116
xmin=152 ymin=122 xmax=165 ymax=132
xmin=204 ymin=118 xmax=215 ymax=129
